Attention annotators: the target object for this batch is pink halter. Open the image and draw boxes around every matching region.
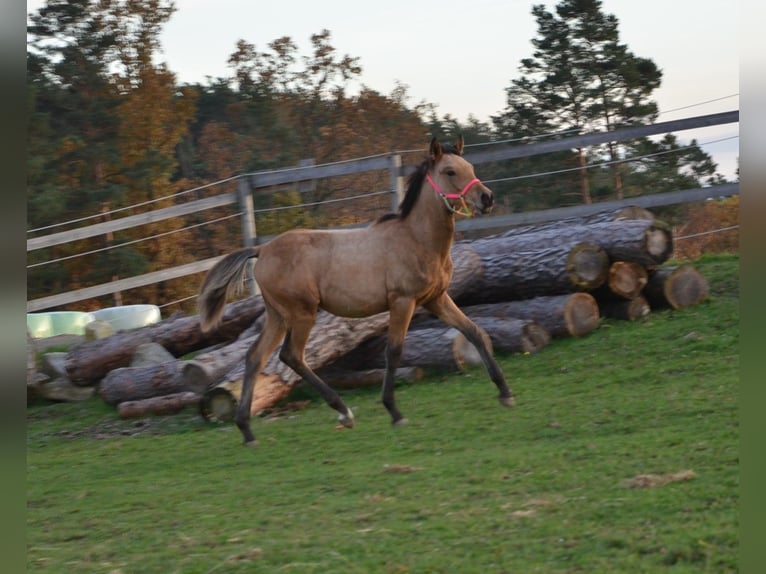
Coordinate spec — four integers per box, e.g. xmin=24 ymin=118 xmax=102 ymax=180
xmin=426 ymin=173 xmax=482 ymax=216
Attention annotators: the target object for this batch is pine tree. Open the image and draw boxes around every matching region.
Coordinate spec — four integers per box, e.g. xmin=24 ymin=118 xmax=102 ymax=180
xmin=497 ymin=0 xmax=662 ymax=203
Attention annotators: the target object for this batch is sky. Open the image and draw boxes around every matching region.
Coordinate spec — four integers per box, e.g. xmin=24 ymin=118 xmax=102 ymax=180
xmin=26 ymin=0 xmax=740 ymax=180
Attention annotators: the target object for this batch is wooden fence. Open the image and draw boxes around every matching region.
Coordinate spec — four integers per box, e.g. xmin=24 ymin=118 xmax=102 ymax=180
xmin=26 ymin=110 xmax=739 ymax=312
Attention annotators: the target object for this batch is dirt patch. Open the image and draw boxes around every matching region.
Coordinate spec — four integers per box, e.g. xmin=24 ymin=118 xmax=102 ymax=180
xmin=622 ymin=469 xmax=697 ymax=489
xmin=53 ymin=414 xmax=205 ymax=440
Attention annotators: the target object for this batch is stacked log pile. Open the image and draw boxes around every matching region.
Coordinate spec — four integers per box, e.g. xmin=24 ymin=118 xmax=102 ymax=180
xmin=28 ymin=207 xmax=710 ymax=420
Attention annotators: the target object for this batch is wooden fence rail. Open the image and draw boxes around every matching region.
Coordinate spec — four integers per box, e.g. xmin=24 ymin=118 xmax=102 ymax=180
xmin=26 ymin=110 xmax=739 ymax=312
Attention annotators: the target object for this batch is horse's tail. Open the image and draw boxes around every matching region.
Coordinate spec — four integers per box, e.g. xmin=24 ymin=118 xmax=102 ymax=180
xmin=198 ymin=246 xmax=261 ymax=333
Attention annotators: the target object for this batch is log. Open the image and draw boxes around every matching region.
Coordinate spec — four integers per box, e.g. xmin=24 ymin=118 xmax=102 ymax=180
xmin=180 ymin=322 xmax=262 ymax=391
xmin=598 ymin=296 xmax=651 ymax=321
xmin=117 ymin=392 xmax=201 ymax=419
xmin=99 ymin=362 xmax=208 ymax=406
xmin=594 ymin=261 xmax=649 ymax=300
xmin=341 ymin=325 xmax=492 ymax=371
xmin=200 ymin=310 xmax=391 ymax=421
xmin=452 ymin=241 xmax=610 ymax=305
xmin=643 ymin=265 xmax=710 ymax=309
xmin=200 ymin=366 xmax=424 ymax=423
xmin=455 ymin=317 xmax=550 ymax=356
xmin=420 ymin=293 xmax=600 ymax=339
xmin=314 ymin=366 xmax=425 ymax=389
xmin=487 ymin=206 xmax=656 ymax=239
xmin=34 ymin=376 xmax=96 ymax=402
xmin=463 ymin=218 xmax=673 ymax=268
xmin=65 ymin=295 xmax=265 ymax=385
xmin=334 ymin=316 xmax=550 ymax=372
xmin=200 ymin=374 xmax=293 ymax=422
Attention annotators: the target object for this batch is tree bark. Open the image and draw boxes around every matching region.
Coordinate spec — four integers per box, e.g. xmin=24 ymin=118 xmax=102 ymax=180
xmin=319 ymin=366 xmax=425 ymax=389
xmin=643 ymin=265 xmax=710 ymax=309
xmin=469 ymin=219 xmax=673 ymax=268
xmin=455 ymin=317 xmax=550 ymax=356
xmin=335 ymin=316 xmax=550 ymax=372
xmin=117 ymin=392 xmax=201 ymax=419
xmin=99 ymin=362 xmax=208 ymax=406
xmin=452 ymin=240 xmax=608 ymax=306
xmin=598 ymin=296 xmax=651 ymax=321
xmin=423 ymin=293 xmax=600 ymax=339
xmin=480 ymin=206 xmax=655 ymax=241
xmin=65 ymin=295 xmax=265 ymax=385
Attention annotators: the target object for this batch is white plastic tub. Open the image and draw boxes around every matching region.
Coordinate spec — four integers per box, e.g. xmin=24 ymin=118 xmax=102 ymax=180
xmin=26 ymin=311 xmax=96 ymax=338
xmin=90 ymin=304 xmax=161 ymax=332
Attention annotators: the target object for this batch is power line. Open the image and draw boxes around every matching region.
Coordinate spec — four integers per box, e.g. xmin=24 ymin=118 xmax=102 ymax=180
xmin=675 ymin=225 xmax=739 ymax=241
xmin=658 ymin=93 xmax=739 ymax=117
xmin=483 ymin=135 xmax=738 ymax=185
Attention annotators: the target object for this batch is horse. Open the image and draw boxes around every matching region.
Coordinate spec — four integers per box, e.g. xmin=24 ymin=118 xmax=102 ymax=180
xmin=197 ymin=136 xmax=514 ymax=445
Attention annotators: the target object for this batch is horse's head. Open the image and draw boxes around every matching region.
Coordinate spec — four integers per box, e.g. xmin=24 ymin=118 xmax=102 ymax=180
xmin=428 ymin=135 xmax=494 ymax=217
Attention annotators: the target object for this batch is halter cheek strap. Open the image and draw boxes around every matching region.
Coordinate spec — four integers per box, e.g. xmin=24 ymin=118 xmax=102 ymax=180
xmin=426 ymin=173 xmax=482 ymax=217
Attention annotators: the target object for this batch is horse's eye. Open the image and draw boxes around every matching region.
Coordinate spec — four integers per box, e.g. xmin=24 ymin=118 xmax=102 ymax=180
xmin=446 ymin=170 xmax=456 ymax=177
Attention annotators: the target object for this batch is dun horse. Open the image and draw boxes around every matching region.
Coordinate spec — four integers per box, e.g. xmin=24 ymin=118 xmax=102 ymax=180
xmin=198 ymin=136 xmax=514 ymax=445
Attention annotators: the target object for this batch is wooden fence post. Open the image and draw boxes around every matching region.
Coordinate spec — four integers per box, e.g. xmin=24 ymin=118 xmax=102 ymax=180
xmin=236 ymin=178 xmax=258 ymax=295
xmin=389 ymin=153 xmax=404 ymax=212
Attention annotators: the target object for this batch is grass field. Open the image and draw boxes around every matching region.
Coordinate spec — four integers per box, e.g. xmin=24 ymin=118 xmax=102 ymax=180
xmin=27 ymin=253 xmax=739 ymax=573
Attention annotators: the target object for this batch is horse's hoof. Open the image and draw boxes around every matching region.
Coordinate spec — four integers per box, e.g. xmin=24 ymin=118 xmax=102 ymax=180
xmin=243 ymin=439 xmax=260 ymax=447
xmin=337 ymin=411 xmax=355 ymax=429
xmin=498 ymin=396 xmax=515 ymax=408
xmin=392 ymin=418 xmax=409 ymax=427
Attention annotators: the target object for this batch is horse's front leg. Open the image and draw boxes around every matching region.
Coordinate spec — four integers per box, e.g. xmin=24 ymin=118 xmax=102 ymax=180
xmin=382 ymin=297 xmax=417 ymax=425
xmin=423 ymin=293 xmax=514 ymax=407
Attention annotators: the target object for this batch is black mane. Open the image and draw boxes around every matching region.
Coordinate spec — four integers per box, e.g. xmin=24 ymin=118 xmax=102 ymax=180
xmin=375 ymin=144 xmax=461 ymax=224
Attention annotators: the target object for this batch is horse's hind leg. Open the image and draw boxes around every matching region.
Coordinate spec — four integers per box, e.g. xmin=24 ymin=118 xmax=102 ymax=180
xmin=236 ymin=307 xmax=286 ymax=445
xmin=279 ymin=316 xmax=355 ymax=429
xmin=423 ymin=293 xmax=514 ymax=407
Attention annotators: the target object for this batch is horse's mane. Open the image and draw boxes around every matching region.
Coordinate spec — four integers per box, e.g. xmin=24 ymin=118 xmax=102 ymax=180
xmin=375 ymin=143 xmax=461 ymax=224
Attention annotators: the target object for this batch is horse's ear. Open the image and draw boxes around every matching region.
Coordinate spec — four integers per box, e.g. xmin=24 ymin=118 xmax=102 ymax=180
xmin=455 ymin=134 xmax=464 ymax=156
xmin=429 ymin=137 xmax=443 ymax=162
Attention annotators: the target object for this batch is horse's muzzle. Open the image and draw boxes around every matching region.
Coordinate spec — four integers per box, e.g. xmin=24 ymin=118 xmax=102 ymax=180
xmin=480 ymin=191 xmax=494 ymax=213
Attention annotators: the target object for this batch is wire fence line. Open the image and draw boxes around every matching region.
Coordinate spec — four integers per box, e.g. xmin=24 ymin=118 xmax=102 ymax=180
xmin=26 ymin=133 xmax=739 ymax=270
xmin=674 ymin=225 xmax=739 ymax=241
xmin=26 ymin=109 xmax=740 ymax=312
xmin=27 ymin=93 xmax=738 ymax=235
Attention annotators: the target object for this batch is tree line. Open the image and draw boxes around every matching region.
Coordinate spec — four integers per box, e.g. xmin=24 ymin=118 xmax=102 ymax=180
xmin=26 ymin=0 xmax=730 ymax=313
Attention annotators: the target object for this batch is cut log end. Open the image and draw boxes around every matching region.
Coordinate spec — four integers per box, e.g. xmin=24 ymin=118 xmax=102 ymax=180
xmin=519 ymin=322 xmax=551 ymax=354
xmin=662 ymin=266 xmax=710 ymax=309
xmin=646 ymin=265 xmax=710 ymax=310
xmin=200 ymin=386 xmax=239 ymax=422
xmin=564 ymin=293 xmax=601 ymax=337
xmin=566 ymin=243 xmax=610 ymax=290
xmin=608 ymin=261 xmax=649 ymax=299
xmin=599 ymin=296 xmax=651 ymax=321
xmin=645 ymin=224 xmax=674 ymax=263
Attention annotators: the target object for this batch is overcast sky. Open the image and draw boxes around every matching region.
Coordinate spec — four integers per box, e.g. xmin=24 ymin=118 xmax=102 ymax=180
xmin=27 ymin=0 xmax=740 ymax=179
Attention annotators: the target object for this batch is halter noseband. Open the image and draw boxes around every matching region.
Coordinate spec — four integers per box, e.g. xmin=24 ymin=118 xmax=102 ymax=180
xmin=425 ymin=173 xmax=481 ymax=217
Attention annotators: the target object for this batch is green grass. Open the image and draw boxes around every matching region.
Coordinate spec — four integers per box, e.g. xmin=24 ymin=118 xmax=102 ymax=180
xmin=27 ymin=253 xmax=739 ymax=573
